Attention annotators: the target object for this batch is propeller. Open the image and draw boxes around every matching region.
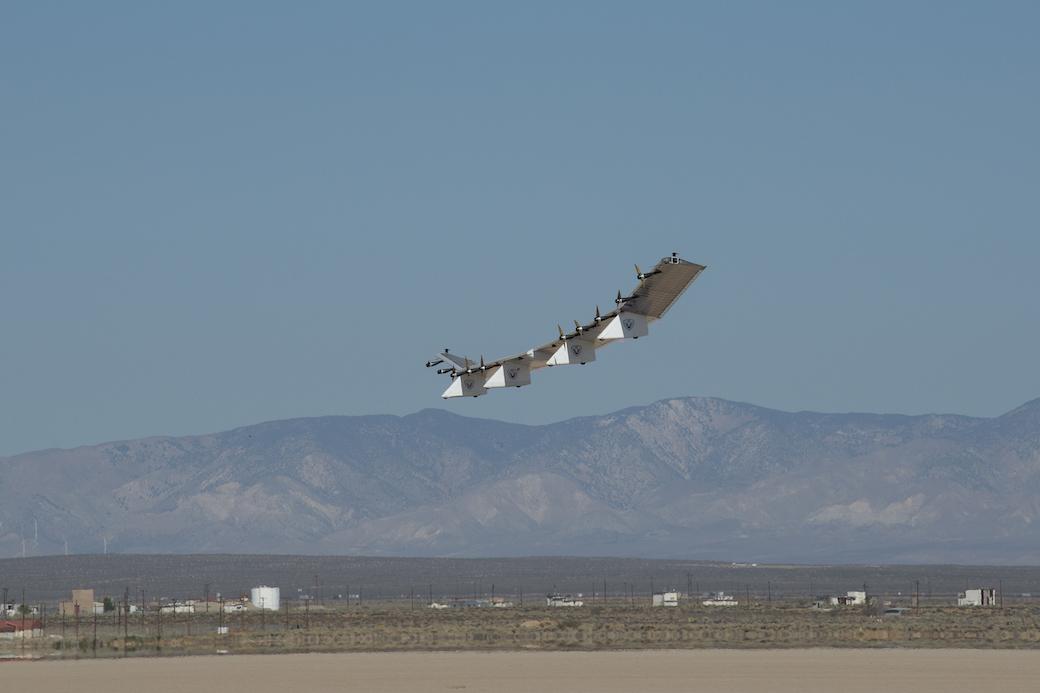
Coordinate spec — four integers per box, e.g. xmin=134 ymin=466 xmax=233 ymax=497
xmin=425 ymin=359 xmax=444 ymax=368
xmin=573 ymin=320 xmax=584 ymax=335
xmin=616 ymin=290 xmax=636 ymax=305
xmin=480 ymin=355 xmax=487 ymax=371
xmin=557 ymin=324 xmax=569 ymax=341
xmin=594 ymin=305 xmax=603 ymax=323
xmin=635 ymin=263 xmax=661 ymax=281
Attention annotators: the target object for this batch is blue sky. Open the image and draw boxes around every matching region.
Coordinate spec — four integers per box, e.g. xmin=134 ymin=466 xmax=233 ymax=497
xmin=2 ymin=1 xmax=1038 ymax=455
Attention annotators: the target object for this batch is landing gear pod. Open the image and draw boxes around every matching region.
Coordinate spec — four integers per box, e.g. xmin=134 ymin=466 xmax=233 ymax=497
xmin=442 ymin=376 xmax=488 ymax=398
xmin=547 ymin=339 xmax=596 ymax=366
xmin=484 ymin=363 xmax=531 ymax=388
xmin=597 ymin=312 xmax=648 ymax=340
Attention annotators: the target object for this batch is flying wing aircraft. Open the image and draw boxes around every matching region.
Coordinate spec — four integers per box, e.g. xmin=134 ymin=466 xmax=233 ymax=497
xmin=425 ymin=252 xmax=707 ymax=398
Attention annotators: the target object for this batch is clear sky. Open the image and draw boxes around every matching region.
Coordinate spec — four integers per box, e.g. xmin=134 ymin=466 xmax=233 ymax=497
xmin=2 ymin=1 xmax=1038 ymax=456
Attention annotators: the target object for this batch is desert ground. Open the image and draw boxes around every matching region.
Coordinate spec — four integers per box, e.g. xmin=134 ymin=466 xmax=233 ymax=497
xmin=2 ymin=649 xmax=1039 ymax=693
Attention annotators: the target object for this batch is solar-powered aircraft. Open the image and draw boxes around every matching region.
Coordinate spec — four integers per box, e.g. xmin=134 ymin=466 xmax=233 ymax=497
xmin=425 ymin=252 xmax=707 ymax=398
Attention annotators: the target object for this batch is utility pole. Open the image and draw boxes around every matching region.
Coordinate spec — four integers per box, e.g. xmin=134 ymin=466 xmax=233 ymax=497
xmin=123 ymin=588 xmax=129 ymax=656
xmin=767 ymin=581 xmax=772 ymax=603
xmin=22 ymin=588 xmax=28 ymax=654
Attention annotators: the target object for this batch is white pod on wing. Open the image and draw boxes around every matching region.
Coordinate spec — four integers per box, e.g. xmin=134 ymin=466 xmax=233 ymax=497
xmin=547 ymin=339 xmax=596 ymax=366
xmin=484 ymin=363 xmax=531 ymax=388
xmin=598 ymin=312 xmax=649 ymax=340
xmin=442 ymin=375 xmax=488 ymax=398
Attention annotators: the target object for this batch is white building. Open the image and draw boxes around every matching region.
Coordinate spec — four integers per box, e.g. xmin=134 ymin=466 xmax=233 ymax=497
xmin=702 ymin=592 xmax=739 ymax=607
xmin=652 ymin=591 xmax=680 ymax=607
xmin=546 ymin=593 xmax=584 ymax=607
xmin=251 ymin=586 xmax=280 ymax=611
xmin=829 ymin=591 xmax=867 ymax=606
xmin=159 ymin=601 xmax=196 ymax=614
xmin=958 ymin=588 xmax=996 ymax=607
xmin=222 ymin=601 xmax=248 ymax=613
xmin=2 ymin=603 xmax=39 ymax=618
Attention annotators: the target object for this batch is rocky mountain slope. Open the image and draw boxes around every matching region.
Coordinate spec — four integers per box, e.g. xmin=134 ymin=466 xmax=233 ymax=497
xmin=2 ymin=397 xmax=1039 ymax=563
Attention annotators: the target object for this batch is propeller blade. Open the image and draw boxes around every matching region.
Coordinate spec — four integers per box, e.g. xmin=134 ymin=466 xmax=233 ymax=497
xmin=595 ymin=305 xmax=602 ymax=321
xmin=558 ymin=324 xmax=566 ymax=340
xmin=573 ymin=319 xmax=583 ymax=332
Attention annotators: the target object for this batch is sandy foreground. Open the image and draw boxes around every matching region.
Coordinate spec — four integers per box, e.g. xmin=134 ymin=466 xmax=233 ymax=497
xmin=3 ymin=649 xmax=1040 ymax=693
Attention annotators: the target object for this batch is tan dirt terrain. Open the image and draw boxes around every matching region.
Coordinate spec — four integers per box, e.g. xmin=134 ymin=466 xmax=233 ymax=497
xmin=3 ymin=649 xmax=1039 ymax=693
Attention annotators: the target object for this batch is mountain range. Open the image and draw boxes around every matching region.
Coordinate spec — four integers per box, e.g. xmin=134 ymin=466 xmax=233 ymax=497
xmin=2 ymin=396 xmax=1039 ymax=563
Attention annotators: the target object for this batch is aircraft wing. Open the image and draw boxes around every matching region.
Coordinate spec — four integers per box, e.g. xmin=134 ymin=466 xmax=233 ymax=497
xmin=428 ymin=252 xmax=706 ymax=398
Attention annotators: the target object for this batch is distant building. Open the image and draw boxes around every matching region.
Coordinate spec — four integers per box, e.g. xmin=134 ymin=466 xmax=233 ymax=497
xmin=652 ymin=591 xmax=679 ymax=607
xmin=2 ymin=603 xmax=39 ymax=618
xmin=250 ymin=586 xmax=280 ymax=611
xmin=958 ymin=588 xmax=996 ymax=607
xmin=444 ymin=598 xmax=514 ymax=608
xmin=702 ymin=592 xmax=738 ymax=607
xmin=0 ymin=619 xmax=43 ymax=639
xmin=546 ymin=593 xmax=584 ymax=607
xmin=58 ymin=588 xmax=95 ymax=617
xmin=222 ymin=600 xmax=248 ymax=613
xmin=829 ymin=591 xmax=867 ymax=606
xmin=159 ymin=601 xmax=196 ymax=614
